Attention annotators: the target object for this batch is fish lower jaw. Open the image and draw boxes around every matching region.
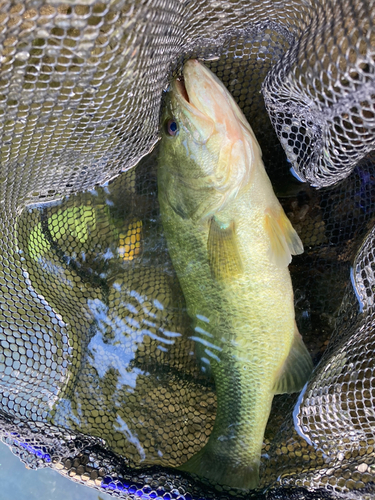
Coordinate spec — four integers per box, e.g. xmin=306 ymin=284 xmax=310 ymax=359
xmin=178 ymin=445 xmax=260 ymax=490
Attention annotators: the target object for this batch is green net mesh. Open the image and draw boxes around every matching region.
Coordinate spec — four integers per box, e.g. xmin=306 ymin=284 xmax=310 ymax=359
xmin=0 ymin=0 xmax=375 ymax=498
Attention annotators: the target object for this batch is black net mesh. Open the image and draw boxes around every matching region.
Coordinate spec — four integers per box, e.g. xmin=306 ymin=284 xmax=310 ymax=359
xmin=0 ymin=0 xmax=375 ymax=498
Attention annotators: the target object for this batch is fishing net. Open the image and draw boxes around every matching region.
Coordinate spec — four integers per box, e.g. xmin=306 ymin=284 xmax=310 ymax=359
xmin=0 ymin=0 xmax=374 ymax=498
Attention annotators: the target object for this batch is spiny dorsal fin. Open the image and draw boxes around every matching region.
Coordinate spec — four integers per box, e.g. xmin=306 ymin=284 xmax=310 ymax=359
xmin=207 ymin=216 xmax=242 ymax=281
xmin=264 ymin=208 xmax=304 ymax=268
xmin=273 ymin=323 xmax=313 ymax=395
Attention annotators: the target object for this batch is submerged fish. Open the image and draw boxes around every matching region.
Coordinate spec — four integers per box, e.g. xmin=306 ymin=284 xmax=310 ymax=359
xmin=157 ymin=59 xmax=313 ymax=490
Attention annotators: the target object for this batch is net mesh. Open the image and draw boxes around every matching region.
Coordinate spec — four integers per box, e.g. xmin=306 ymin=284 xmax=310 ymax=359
xmin=0 ymin=0 xmax=375 ymax=498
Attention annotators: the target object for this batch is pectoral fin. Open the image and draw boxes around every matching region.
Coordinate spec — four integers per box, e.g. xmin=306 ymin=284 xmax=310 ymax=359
xmin=264 ymin=208 xmax=304 ymax=268
xmin=207 ymin=217 xmax=242 ymax=281
xmin=273 ymin=323 xmax=313 ymax=395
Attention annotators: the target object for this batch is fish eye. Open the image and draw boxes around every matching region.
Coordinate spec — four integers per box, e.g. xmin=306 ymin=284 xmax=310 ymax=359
xmin=166 ymin=119 xmax=178 ymax=136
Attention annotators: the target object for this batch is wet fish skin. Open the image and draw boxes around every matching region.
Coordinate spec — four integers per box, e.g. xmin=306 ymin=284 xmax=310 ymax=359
xmin=157 ymin=59 xmax=313 ymax=490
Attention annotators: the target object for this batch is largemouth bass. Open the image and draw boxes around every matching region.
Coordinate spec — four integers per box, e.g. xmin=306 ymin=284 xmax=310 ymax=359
xmin=157 ymin=59 xmax=313 ymax=490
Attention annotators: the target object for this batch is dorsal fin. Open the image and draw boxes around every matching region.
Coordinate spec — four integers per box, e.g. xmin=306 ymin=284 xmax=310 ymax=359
xmin=264 ymin=208 xmax=304 ymax=268
xmin=273 ymin=323 xmax=313 ymax=395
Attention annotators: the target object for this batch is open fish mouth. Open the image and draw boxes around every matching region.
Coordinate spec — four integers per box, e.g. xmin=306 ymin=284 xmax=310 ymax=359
xmin=175 ymin=77 xmax=190 ymax=103
xmin=171 ymin=60 xmax=215 ymax=144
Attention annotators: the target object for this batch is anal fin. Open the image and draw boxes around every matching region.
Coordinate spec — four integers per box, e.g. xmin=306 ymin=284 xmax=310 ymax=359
xmin=273 ymin=323 xmax=313 ymax=395
xmin=264 ymin=208 xmax=304 ymax=268
xmin=207 ymin=217 xmax=242 ymax=281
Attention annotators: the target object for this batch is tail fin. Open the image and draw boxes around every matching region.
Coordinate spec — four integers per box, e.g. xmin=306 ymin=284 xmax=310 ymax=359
xmin=178 ymin=444 xmax=260 ymax=490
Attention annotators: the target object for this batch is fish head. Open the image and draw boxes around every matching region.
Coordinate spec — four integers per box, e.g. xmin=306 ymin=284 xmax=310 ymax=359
xmin=159 ymin=59 xmax=262 ymax=219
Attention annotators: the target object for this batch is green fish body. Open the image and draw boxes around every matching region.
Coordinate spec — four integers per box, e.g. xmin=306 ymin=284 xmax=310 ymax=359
xmin=157 ymin=59 xmax=313 ymax=490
